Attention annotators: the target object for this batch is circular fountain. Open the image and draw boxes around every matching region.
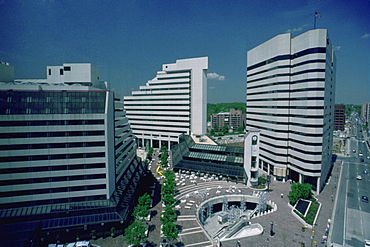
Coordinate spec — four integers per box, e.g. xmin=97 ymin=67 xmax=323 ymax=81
xmin=195 ymin=192 xmax=271 ymax=244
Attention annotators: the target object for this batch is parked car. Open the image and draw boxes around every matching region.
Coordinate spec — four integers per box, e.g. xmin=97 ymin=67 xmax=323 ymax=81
xmin=357 ymin=175 xmax=363 ymax=180
xmin=321 ymin=235 xmax=327 ymax=244
xmin=364 ymin=170 xmax=369 ymax=175
xmin=361 ymin=196 xmax=369 ymax=203
xmin=66 ymin=241 xmax=97 ymax=247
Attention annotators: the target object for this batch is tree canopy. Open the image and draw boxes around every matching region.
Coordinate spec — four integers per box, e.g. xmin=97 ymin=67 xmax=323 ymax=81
xmin=133 ymin=193 xmax=151 ymax=220
xmin=287 ymin=183 xmax=312 ymax=205
xmin=125 ymin=193 xmax=151 ymax=246
xmin=160 ymin=169 xmax=178 ymax=241
xmin=162 ymin=221 xmax=178 ymax=241
xmin=124 ymin=220 xmax=147 ymax=246
xmin=336 ymin=104 xmax=361 ymax=116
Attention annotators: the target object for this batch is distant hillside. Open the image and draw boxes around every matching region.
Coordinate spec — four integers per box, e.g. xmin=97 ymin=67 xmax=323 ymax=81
xmin=207 ymin=102 xmax=246 ymax=121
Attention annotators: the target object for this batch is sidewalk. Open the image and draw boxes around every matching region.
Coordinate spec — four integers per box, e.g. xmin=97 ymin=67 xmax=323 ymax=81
xmin=90 ymin=149 xmax=341 ymax=247
xmin=147 ymin=150 xmax=164 ymax=246
xmin=315 ymin=160 xmax=341 ymax=247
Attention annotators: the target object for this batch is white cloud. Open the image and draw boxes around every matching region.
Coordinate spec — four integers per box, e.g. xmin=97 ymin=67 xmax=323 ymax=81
xmin=334 ymin=46 xmax=341 ymax=51
xmin=207 ymin=73 xmax=225 ymax=81
xmin=286 ymin=24 xmax=308 ymax=33
xmin=361 ymin=33 xmax=370 ymax=39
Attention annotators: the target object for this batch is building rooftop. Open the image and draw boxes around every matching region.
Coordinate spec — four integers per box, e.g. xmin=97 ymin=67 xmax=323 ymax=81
xmin=190 ymin=135 xmax=218 ymax=145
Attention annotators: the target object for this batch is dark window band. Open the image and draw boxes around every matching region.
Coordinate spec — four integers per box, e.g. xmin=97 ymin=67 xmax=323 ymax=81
xmin=247 ymin=59 xmax=326 ymax=77
xmin=247 ymin=97 xmax=325 ymax=102
xmin=247 ymin=47 xmax=326 ymax=71
xmin=247 ymin=88 xmax=325 ymax=96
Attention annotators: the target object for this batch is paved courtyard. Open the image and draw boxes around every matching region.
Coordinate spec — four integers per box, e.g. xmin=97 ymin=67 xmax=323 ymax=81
xmin=91 ymin=150 xmax=340 ymax=247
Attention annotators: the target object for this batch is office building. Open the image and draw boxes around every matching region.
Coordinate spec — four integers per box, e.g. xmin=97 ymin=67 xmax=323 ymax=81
xmin=124 ymin=57 xmax=208 ymax=149
xmin=0 ymin=63 xmax=144 ymax=245
xmin=334 ymin=105 xmax=345 ymax=131
xmin=246 ymin=29 xmax=336 ymax=193
xmin=211 ymin=109 xmax=245 ymax=131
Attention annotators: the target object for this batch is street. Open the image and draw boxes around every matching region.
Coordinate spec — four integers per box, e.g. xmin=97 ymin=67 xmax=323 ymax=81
xmin=330 ymin=120 xmax=370 ymax=246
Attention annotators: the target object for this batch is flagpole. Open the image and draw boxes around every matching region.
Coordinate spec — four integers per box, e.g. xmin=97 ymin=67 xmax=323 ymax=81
xmin=314 ymin=12 xmax=321 ymax=29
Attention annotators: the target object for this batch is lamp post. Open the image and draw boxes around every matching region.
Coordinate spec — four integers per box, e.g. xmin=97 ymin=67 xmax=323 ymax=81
xmin=270 ymin=221 xmax=274 ymax=236
xmin=267 ymin=175 xmax=271 ymax=191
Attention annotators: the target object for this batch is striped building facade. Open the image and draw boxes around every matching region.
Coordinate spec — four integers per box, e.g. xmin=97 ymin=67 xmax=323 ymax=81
xmin=124 ymin=57 xmax=208 ymax=149
xmin=246 ymin=29 xmax=336 ymax=193
xmin=0 ymin=63 xmax=143 ymax=245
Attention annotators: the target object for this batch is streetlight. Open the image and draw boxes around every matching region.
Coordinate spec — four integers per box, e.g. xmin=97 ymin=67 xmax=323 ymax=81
xmin=270 ymin=221 xmax=274 ymax=236
xmin=267 ymin=175 xmax=271 ymax=191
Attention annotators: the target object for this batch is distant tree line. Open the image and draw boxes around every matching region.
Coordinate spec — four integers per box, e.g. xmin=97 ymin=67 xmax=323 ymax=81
xmin=207 ymin=102 xmax=246 ymax=121
xmin=336 ymin=104 xmax=361 ymax=116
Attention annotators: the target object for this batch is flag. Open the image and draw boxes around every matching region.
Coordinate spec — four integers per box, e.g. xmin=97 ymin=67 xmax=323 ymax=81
xmin=315 ymin=12 xmax=321 ymax=18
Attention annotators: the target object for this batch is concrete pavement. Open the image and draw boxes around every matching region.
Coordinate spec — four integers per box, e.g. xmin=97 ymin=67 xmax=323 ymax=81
xmin=91 ymin=148 xmax=340 ymax=247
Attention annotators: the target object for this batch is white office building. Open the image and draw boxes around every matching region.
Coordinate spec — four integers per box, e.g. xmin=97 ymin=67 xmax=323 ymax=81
xmin=0 ymin=63 xmax=143 ymax=245
xmin=124 ymin=57 xmax=208 ymax=149
xmin=246 ymin=29 xmax=336 ymax=193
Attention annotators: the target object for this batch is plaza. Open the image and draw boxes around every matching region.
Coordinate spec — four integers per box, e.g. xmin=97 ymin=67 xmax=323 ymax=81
xmin=90 ymin=150 xmax=340 ymax=247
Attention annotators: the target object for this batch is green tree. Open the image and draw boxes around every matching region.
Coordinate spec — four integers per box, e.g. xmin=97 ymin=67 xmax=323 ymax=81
xmin=222 ymin=124 xmax=229 ymax=134
xmin=133 ymin=193 xmax=151 ymax=221
xmin=162 ymin=193 xmax=175 ymax=207
xmin=161 ymin=206 xmax=177 ymax=223
xmin=161 ymin=170 xmax=176 ymax=207
xmin=138 ymin=193 xmax=151 ymax=207
xmin=341 ymin=104 xmax=361 ymax=116
xmin=287 ymin=183 xmax=312 ymax=205
xmin=146 ymin=147 xmax=153 ymax=160
xmin=236 ymin=125 xmax=245 ymax=133
xmin=258 ymin=176 xmax=266 ymax=185
xmin=124 ymin=220 xmax=147 ymax=246
xmin=160 ymin=146 xmax=168 ymax=153
xmin=160 ymin=169 xmax=178 ymax=241
xmin=160 ymin=151 xmax=168 ymax=167
xmin=162 ymin=221 xmax=178 ymax=241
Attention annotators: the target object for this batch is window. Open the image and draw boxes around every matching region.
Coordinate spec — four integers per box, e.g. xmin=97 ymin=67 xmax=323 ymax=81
xmin=48 ymin=69 xmax=51 ymax=75
xmin=64 ymin=66 xmax=71 ymax=71
xmin=60 ymin=69 xmax=64 ymax=75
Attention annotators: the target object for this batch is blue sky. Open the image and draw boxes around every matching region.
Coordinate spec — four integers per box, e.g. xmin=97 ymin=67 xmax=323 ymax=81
xmin=0 ymin=0 xmax=369 ymax=104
